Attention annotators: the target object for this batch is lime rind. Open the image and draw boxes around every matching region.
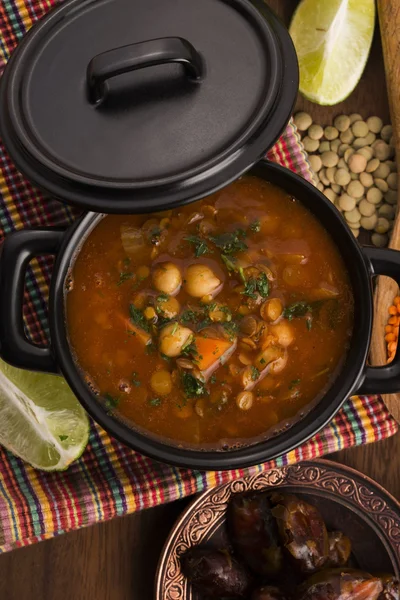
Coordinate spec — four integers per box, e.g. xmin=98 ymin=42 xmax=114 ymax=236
xmin=0 ymin=359 xmax=89 ymax=471
xmin=290 ymin=0 xmax=376 ymax=106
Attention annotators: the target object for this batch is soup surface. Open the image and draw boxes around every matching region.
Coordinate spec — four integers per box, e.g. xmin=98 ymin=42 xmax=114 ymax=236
xmin=67 ymin=177 xmax=354 ymax=449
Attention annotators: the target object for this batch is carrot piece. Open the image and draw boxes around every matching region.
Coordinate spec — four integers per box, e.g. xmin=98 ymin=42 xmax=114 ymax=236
xmin=193 ymin=336 xmax=233 ymax=372
xmin=389 ymin=306 xmax=397 ymax=315
xmin=394 ymin=297 xmax=400 ymax=305
xmin=388 ymin=342 xmax=397 ymax=353
xmin=385 ymin=333 xmax=396 ymax=342
xmin=385 ymin=325 xmax=393 ymax=334
xmin=389 ymin=316 xmax=398 ymax=325
xmin=117 ymin=313 xmax=152 ymax=346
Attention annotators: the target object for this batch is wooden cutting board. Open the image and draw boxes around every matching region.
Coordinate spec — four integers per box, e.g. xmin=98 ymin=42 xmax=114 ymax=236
xmin=370 ymin=1 xmax=400 ymax=420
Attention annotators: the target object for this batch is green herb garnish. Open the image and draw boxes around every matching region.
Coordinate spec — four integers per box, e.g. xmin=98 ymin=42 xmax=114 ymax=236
xmin=129 ymin=304 xmax=151 ymax=333
xmin=210 ymin=374 xmax=217 ymax=384
xmin=221 ymin=321 xmax=239 ymax=340
xmin=181 ymin=372 xmax=207 ymax=398
xmin=157 ymin=293 xmax=169 ymax=303
xmin=117 ymin=272 xmax=134 ymax=286
xmin=132 ymin=372 xmax=141 ymax=387
xmin=289 ymin=378 xmax=301 ymax=390
xmin=250 ymin=219 xmax=261 ymax=233
xmin=59 ymin=435 xmax=68 ymax=441
xmin=209 ymin=229 xmax=248 ymax=255
xmin=184 ymin=235 xmax=212 ymax=258
xmin=181 ymin=340 xmax=198 ymax=358
xmin=283 ymin=301 xmax=312 ymax=320
xmin=251 ymin=366 xmax=260 ymax=381
xmin=104 ymin=393 xmax=120 ymax=409
xmin=149 ymin=398 xmax=162 ymax=406
xmin=221 ymin=254 xmax=237 ymax=272
xmin=242 ymin=273 xmax=269 ymax=300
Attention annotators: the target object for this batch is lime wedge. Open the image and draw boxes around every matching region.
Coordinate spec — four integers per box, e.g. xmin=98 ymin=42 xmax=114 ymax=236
xmin=0 ymin=358 xmax=89 ymax=471
xmin=289 ymin=0 xmax=375 ymax=105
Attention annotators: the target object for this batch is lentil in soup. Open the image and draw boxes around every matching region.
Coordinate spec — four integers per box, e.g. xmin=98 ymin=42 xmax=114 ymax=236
xmin=67 ymin=177 xmax=354 ymax=448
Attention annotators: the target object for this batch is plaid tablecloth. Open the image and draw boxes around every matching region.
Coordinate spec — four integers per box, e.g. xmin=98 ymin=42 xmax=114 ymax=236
xmin=0 ymin=0 xmax=397 ymax=554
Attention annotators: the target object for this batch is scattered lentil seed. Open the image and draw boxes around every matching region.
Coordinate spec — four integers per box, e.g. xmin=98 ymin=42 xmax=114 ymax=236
xmin=371 ymin=233 xmax=388 ymax=247
xmin=338 ymin=158 xmax=347 ymax=169
xmin=309 ymin=154 xmax=322 ymax=173
xmin=359 ymin=172 xmax=373 ymax=188
xmin=353 ymin=137 xmax=368 ymax=149
xmin=386 ymin=160 xmax=396 ymax=172
xmin=366 ymin=158 xmax=380 ymax=173
xmin=335 ymin=168 xmax=351 ymax=186
xmin=374 ymin=178 xmax=389 ymax=193
xmin=326 ymin=167 xmax=337 ymax=183
xmin=387 ymin=172 xmax=398 ymax=190
xmin=366 ymin=116 xmax=383 ymax=134
xmin=330 ymin=139 xmax=341 ymax=153
xmin=319 ymin=141 xmax=331 ymax=154
xmin=317 ymin=182 xmax=324 ymax=192
xmin=331 ymin=183 xmax=341 ymax=194
xmin=375 ymin=217 xmax=390 ymax=234
xmin=344 ymin=148 xmax=355 ymax=163
xmin=349 ymin=113 xmax=363 ymax=124
xmin=364 ymin=132 xmax=376 ymax=146
xmin=345 ymin=208 xmax=361 ymax=223
xmin=385 ymin=190 xmax=397 ymax=205
xmin=381 ymin=124 xmax=393 ymax=142
xmin=338 ymin=143 xmax=349 ymax=157
xmin=373 ymin=140 xmax=391 ymax=161
xmin=359 ymin=199 xmax=375 ymax=217
xmin=366 ymin=187 xmax=383 ymax=204
xmin=308 ymin=124 xmax=324 ymax=140
xmin=324 ymin=188 xmax=337 ymax=203
xmin=340 ymin=129 xmax=355 ymax=144
xmin=348 ymin=153 xmax=367 ymax=173
xmin=360 ymin=214 xmax=378 ymax=230
xmin=325 ymin=126 xmax=339 ymax=140
xmin=294 ymin=112 xmax=312 ymax=131
xmin=378 ymin=204 xmax=395 ymax=219
xmin=303 ymin=136 xmax=320 ymax=153
xmin=339 ymin=194 xmax=356 ymax=212
xmin=321 ymin=151 xmax=339 ymax=168
xmin=334 ymin=115 xmax=351 ymax=132
xmin=352 ymin=121 xmax=369 ymax=137
xmin=358 ymin=147 xmax=374 ymax=161
xmin=374 ymin=162 xmax=390 ymax=179
xmin=347 ymin=180 xmax=364 ymax=199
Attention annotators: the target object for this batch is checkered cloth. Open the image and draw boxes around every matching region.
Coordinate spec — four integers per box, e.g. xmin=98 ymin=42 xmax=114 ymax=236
xmin=0 ymin=0 xmax=397 ymax=554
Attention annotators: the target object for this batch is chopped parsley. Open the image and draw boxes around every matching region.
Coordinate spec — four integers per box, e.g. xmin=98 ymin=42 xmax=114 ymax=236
xmin=59 ymin=435 xmax=68 ymax=442
xmin=181 ymin=372 xmax=207 ymax=398
xmin=184 ymin=235 xmax=212 ymax=258
xmin=117 ymin=271 xmax=134 ymax=286
xmin=149 ymin=226 xmax=162 ymax=245
xmin=132 ymin=372 xmax=141 ymax=387
xmin=221 ymin=321 xmax=239 ymax=340
xmin=210 ymin=374 xmax=217 ymax=384
xmin=104 ymin=393 xmax=119 ymax=409
xmin=157 ymin=293 xmax=169 ymax=303
xmin=209 ymin=229 xmax=248 ymax=255
xmin=221 ymin=254 xmax=237 ymax=272
xmin=250 ymin=219 xmax=261 ymax=233
xmin=181 ymin=340 xmax=198 ymax=358
xmin=129 ymin=304 xmax=151 ymax=333
xmin=289 ymin=378 xmax=301 ymax=390
xmin=242 ymin=273 xmax=269 ymax=300
xmin=283 ymin=301 xmax=313 ymax=321
xmin=251 ymin=366 xmax=260 ymax=381
xmin=145 ymin=342 xmax=156 ymax=355
xmin=171 ymin=321 xmax=179 ymax=335
xmin=149 ymin=398 xmax=162 ymax=407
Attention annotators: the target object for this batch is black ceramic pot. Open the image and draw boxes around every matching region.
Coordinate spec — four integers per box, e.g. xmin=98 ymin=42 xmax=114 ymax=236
xmin=1 ymin=161 xmax=400 ymax=470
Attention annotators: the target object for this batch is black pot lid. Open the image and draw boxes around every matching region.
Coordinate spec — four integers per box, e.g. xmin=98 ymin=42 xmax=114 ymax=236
xmin=0 ymin=0 xmax=298 ymax=213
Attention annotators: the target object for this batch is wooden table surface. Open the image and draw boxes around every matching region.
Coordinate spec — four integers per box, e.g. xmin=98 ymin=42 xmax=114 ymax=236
xmin=0 ymin=2 xmax=399 ymax=598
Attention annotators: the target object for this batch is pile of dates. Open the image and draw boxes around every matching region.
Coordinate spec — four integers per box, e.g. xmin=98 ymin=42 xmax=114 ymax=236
xmin=182 ymin=492 xmax=399 ymax=599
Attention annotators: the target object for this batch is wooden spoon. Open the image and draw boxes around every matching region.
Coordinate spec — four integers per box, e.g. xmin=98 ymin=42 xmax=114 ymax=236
xmin=370 ymin=0 xmax=400 ymax=420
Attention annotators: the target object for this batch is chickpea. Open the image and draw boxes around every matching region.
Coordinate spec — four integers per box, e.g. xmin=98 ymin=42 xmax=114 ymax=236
xmin=152 ymin=262 xmax=182 ymax=295
xmin=159 ymin=323 xmax=193 ymax=357
xmin=255 ymin=346 xmax=282 ymax=371
xmin=184 ymin=264 xmax=221 ymax=298
xmin=150 ymin=370 xmax=172 ymax=396
xmin=270 ymin=321 xmax=294 ymax=348
xmin=236 ymin=391 xmax=254 ymax=411
xmin=260 ymin=298 xmax=283 ymax=322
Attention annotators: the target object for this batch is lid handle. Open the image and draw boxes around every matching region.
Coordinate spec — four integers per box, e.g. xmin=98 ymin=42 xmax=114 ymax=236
xmin=87 ymin=37 xmax=205 ymax=105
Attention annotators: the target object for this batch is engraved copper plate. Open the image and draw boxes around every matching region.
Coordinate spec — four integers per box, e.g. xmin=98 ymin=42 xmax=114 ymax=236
xmin=155 ymin=459 xmax=400 ymax=600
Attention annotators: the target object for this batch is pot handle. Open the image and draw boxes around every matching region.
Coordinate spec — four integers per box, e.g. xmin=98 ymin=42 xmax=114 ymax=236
xmin=358 ymin=246 xmax=400 ymax=394
xmin=0 ymin=229 xmax=64 ymax=374
xmin=87 ymin=37 xmax=205 ymax=105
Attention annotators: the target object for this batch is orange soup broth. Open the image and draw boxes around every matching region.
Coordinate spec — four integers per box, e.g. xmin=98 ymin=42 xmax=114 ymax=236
xmin=67 ymin=177 xmax=354 ymax=449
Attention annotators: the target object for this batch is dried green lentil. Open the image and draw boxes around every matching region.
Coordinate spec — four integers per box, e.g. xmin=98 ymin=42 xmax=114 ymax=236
xmin=373 ymin=140 xmax=392 ymax=161
xmin=352 ymin=121 xmax=369 ymax=137
xmin=309 ymin=154 xmax=322 ymax=173
xmin=360 ymin=214 xmax=378 ymax=230
xmin=358 ymin=147 xmax=374 ymax=161
xmin=347 ymin=180 xmax=364 ymax=199
xmin=366 ymin=158 xmax=380 ymax=173
xmin=366 ymin=187 xmax=383 ymax=204
xmin=371 ymin=233 xmax=388 ymax=247
xmin=348 ymin=153 xmax=367 ymax=174
xmin=335 ymin=168 xmax=351 ymax=186
xmin=308 ymin=124 xmax=324 ymax=140
xmin=374 ymin=178 xmax=389 ymax=193
xmin=345 ymin=208 xmax=361 ymax=223
xmin=325 ymin=126 xmax=339 ymax=141
xmin=359 ymin=199 xmax=375 ymax=217
xmin=373 ymin=162 xmax=390 ymax=179
xmin=381 ymin=124 xmax=393 ymax=142
xmin=375 ymin=217 xmax=390 ymax=234
xmin=334 ymin=115 xmax=351 ymax=132
xmin=321 ymin=151 xmax=339 ymax=168
xmin=366 ymin=116 xmax=383 ymax=134
xmin=387 ymin=172 xmax=398 ymax=190
xmin=303 ymin=136 xmax=320 ymax=153
xmin=339 ymin=194 xmax=356 ymax=212
xmin=360 ymin=172 xmax=374 ymax=188
xmin=340 ymin=129 xmax=355 ymax=144
xmin=344 ymin=148 xmax=355 ymax=163
xmin=385 ymin=190 xmax=398 ymax=205
xmin=319 ymin=141 xmax=331 ymax=154
xmin=378 ymin=204 xmax=395 ymax=219
xmin=294 ymin=112 xmax=312 ymax=131
xmin=349 ymin=113 xmax=363 ymax=124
